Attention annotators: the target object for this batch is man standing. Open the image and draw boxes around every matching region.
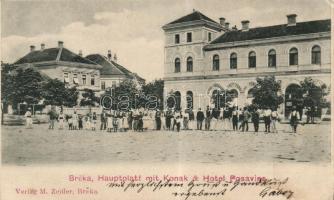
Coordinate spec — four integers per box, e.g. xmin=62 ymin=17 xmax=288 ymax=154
xmin=205 ymin=106 xmax=211 ymax=131
xmin=232 ymin=107 xmax=238 ymax=131
xmin=48 ymin=107 xmax=57 ymax=130
xmin=155 ymin=109 xmax=162 ymax=130
xmin=196 ymin=108 xmax=205 ymax=130
xmin=242 ymin=107 xmax=251 ymax=132
xmin=188 ymin=109 xmax=195 ymax=130
xmin=100 ymin=110 xmax=107 ymax=130
xmin=290 ymin=106 xmax=300 ymax=133
xmin=251 ymin=108 xmax=260 ymax=132
xmin=165 ymin=109 xmax=172 ymax=130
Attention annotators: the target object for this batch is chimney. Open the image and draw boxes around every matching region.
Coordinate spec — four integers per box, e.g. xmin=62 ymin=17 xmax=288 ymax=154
xmin=287 ymin=14 xmax=297 ymax=26
xmin=58 ymin=41 xmax=64 ymax=48
xmin=107 ymin=50 xmax=112 ymax=61
xmin=30 ymin=45 xmax=36 ymax=52
xmin=114 ymin=54 xmax=117 ymax=63
xmin=232 ymin=25 xmax=238 ymax=31
xmin=241 ymin=20 xmax=250 ymax=31
xmin=224 ymin=22 xmax=230 ymax=29
xmin=78 ymin=50 xmax=83 ymax=57
xmin=219 ymin=17 xmax=226 ymax=26
xmin=41 ymin=43 xmax=45 ymax=50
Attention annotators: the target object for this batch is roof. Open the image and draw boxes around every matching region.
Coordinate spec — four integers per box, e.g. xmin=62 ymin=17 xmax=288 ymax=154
xmin=85 ymin=54 xmax=145 ymax=82
xmin=14 ymin=47 xmax=97 ymax=65
xmin=85 ymin=54 xmax=124 ymax=76
xmin=210 ymin=19 xmax=331 ymax=44
xmin=166 ymin=10 xmax=219 ymax=26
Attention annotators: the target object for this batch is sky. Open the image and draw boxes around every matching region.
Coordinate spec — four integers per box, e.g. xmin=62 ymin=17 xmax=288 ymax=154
xmin=1 ymin=0 xmax=332 ymax=81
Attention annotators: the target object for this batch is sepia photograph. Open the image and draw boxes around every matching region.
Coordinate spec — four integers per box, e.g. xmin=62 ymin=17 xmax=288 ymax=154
xmin=1 ymin=0 xmax=332 ymax=199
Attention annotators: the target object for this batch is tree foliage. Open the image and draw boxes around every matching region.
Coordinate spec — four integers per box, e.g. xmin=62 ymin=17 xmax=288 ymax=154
xmin=1 ymin=65 xmax=44 ymax=108
xmin=80 ymin=88 xmax=100 ymax=107
xmin=251 ymin=76 xmax=284 ymax=109
xmin=42 ymin=78 xmax=79 ymax=107
xmin=101 ymin=79 xmax=164 ymax=110
xmin=299 ymin=77 xmax=329 ymax=108
xmin=142 ymin=79 xmax=164 ymax=109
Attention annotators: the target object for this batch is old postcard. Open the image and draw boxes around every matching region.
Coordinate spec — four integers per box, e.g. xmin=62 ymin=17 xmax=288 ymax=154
xmin=1 ymin=0 xmax=333 ymax=199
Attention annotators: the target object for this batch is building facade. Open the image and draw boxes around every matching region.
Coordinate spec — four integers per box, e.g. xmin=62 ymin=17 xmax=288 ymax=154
xmin=13 ymin=41 xmax=145 ymax=95
xmin=14 ymin=41 xmax=102 ymax=92
xmin=162 ymin=11 xmax=331 ymax=116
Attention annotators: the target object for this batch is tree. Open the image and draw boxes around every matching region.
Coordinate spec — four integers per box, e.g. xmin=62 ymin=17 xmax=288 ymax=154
xmin=101 ymin=79 xmax=143 ymax=111
xmin=80 ymin=88 xmax=100 ymax=113
xmin=1 ymin=65 xmax=44 ymax=114
xmin=142 ymin=79 xmax=164 ymax=109
xmin=251 ymin=76 xmax=284 ymax=109
xmin=300 ymin=77 xmax=330 ymax=111
xmin=41 ymin=78 xmax=79 ymax=109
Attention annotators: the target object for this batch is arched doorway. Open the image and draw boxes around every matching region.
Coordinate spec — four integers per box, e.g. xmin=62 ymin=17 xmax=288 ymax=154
xmin=285 ymin=84 xmax=303 ymax=118
xmin=166 ymin=91 xmax=181 ymax=111
xmin=211 ymin=89 xmax=238 ymax=109
xmin=186 ymin=91 xmax=193 ymax=110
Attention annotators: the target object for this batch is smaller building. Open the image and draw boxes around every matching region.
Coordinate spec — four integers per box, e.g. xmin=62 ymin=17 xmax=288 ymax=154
xmin=86 ymin=51 xmax=145 ymax=91
xmin=13 ymin=41 xmax=102 ymax=92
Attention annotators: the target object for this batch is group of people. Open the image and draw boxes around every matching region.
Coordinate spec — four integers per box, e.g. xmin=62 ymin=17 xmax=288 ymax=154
xmin=161 ymin=106 xmax=281 ymax=133
xmin=25 ymin=105 xmax=303 ymax=133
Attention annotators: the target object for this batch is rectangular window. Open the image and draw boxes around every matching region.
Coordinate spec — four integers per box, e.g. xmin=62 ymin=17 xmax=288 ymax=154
xmin=64 ymin=73 xmax=69 ymax=83
xmin=175 ymin=34 xmax=180 ymax=44
xmin=208 ymin=32 xmax=212 ymax=42
xmin=73 ymin=74 xmax=78 ymax=84
xmin=82 ymin=74 xmax=86 ymax=85
xmin=91 ymin=75 xmax=95 ymax=85
xmin=101 ymin=81 xmax=106 ymax=90
xmin=187 ymin=32 xmax=192 ymax=43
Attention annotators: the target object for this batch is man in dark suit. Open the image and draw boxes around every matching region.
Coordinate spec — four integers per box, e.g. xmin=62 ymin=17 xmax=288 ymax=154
xmin=205 ymin=106 xmax=212 ymax=130
xmin=196 ymin=108 xmax=205 ymax=130
xmin=100 ymin=110 xmax=107 ymax=130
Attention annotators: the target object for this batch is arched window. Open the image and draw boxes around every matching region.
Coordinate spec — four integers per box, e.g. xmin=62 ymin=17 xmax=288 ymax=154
xmin=268 ymin=49 xmax=276 ymax=67
xmin=186 ymin=57 xmax=193 ymax=72
xmin=212 ymin=54 xmax=220 ymax=71
xmin=289 ymin=48 xmax=298 ymax=65
xmin=230 ymin=53 xmax=237 ymax=69
xmin=174 ymin=58 xmax=180 ymax=73
xmin=248 ymin=51 xmax=256 ymax=68
xmin=186 ymin=91 xmax=193 ymax=109
xmin=174 ymin=91 xmax=181 ymax=111
xmin=311 ymin=45 xmax=321 ymax=64
xmin=230 ymin=89 xmax=239 ymax=98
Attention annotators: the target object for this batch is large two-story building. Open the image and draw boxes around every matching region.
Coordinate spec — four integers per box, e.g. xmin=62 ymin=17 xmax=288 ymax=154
xmin=162 ymin=10 xmax=331 ymax=116
xmin=13 ymin=41 xmax=145 ymax=95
